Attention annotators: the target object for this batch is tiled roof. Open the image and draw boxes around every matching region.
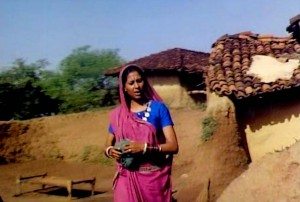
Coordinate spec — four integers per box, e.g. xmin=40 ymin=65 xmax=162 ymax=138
xmin=207 ymin=31 xmax=300 ymax=99
xmin=105 ymin=48 xmax=209 ymax=76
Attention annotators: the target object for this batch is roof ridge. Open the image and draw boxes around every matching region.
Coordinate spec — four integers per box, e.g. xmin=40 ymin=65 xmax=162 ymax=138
xmin=218 ymin=31 xmax=292 ymax=40
xmin=105 ymin=47 xmax=209 ymax=76
xmin=212 ymin=31 xmax=294 ymax=48
xmin=129 ymin=47 xmax=209 ymax=63
xmin=162 ymin=47 xmax=209 ymax=54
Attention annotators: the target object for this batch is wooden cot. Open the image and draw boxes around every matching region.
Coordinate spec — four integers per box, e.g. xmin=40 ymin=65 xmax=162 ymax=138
xmin=15 ymin=173 xmax=96 ymax=200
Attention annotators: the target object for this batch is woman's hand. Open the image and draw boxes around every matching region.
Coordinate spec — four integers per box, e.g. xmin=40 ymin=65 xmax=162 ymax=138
xmin=105 ymin=133 xmax=122 ymax=160
xmin=109 ymin=148 xmax=122 ymax=160
xmin=124 ymin=141 xmax=144 ymax=154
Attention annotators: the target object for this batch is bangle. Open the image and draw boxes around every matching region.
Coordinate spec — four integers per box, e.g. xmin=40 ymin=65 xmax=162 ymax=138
xmin=147 ymin=145 xmax=161 ymax=153
xmin=158 ymin=145 xmax=162 ymax=152
xmin=105 ymin=146 xmax=113 ymax=158
xmin=142 ymin=143 xmax=147 ymax=154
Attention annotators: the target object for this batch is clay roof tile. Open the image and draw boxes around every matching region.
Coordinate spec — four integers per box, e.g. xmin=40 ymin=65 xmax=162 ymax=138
xmin=207 ymin=31 xmax=300 ymax=99
xmin=105 ymin=48 xmax=209 ymax=76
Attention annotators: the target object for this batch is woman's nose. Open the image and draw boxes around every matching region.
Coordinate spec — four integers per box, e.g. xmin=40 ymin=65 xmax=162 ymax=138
xmin=133 ymin=82 xmax=139 ymax=88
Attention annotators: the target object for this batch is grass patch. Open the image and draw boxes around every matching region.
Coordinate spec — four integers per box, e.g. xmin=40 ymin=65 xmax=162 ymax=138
xmin=68 ymin=152 xmax=78 ymax=159
xmin=198 ymin=102 xmax=207 ymax=111
xmin=80 ymin=145 xmax=113 ymax=165
xmin=81 ymin=146 xmax=92 ymax=162
xmin=202 ymin=116 xmax=217 ymax=141
xmin=48 ymin=146 xmax=64 ymax=160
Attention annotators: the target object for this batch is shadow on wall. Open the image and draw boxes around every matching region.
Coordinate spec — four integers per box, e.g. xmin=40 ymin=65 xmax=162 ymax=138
xmin=179 ymin=72 xmax=207 ymax=105
xmin=234 ymin=87 xmax=300 ymax=161
xmin=148 ymin=71 xmax=207 ymax=108
xmin=235 ymin=87 xmax=300 ymax=159
xmin=235 ymin=87 xmax=300 ymax=133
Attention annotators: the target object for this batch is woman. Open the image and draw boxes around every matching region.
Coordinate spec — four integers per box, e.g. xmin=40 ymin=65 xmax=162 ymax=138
xmin=104 ymin=64 xmax=179 ymax=202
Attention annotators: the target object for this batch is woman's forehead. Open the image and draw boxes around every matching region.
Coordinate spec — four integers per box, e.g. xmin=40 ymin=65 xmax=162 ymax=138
xmin=126 ymin=71 xmax=142 ymax=81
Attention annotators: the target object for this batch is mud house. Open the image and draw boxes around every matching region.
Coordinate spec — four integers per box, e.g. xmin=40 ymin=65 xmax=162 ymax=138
xmin=206 ymin=28 xmax=300 ymax=162
xmin=105 ymin=48 xmax=209 ymax=108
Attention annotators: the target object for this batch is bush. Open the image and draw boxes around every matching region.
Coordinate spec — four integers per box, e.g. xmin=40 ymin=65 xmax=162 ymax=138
xmin=202 ymin=116 xmax=217 ymax=141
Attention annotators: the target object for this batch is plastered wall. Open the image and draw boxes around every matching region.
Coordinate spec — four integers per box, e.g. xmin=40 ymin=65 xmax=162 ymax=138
xmin=148 ymin=75 xmax=198 ymax=108
xmin=244 ymin=100 xmax=300 ymax=161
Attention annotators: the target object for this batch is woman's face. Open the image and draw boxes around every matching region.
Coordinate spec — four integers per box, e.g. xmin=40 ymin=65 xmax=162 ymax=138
xmin=124 ymin=70 xmax=145 ymax=100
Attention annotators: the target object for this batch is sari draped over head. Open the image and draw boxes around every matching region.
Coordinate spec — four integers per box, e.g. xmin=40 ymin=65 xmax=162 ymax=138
xmin=109 ymin=65 xmax=173 ymax=202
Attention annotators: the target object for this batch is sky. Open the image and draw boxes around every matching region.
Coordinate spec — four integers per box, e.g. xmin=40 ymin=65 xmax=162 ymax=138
xmin=0 ymin=0 xmax=299 ymax=70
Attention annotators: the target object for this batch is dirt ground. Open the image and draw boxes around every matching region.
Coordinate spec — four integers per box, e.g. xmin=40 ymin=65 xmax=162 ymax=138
xmin=0 ymin=107 xmax=247 ymax=202
xmin=218 ymin=140 xmax=300 ymax=202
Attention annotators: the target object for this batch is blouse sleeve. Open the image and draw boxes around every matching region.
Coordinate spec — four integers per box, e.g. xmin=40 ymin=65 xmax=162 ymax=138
xmin=108 ymin=124 xmax=115 ymax=135
xmin=159 ymin=103 xmax=174 ymax=128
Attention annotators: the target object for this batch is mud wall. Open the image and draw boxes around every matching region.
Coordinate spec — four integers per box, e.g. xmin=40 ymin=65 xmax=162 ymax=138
xmin=204 ymin=92 xmax=249 ymax=201
xmin=176 ymin=92 xmax=249 ymax=202
xmin=148 ymin=75 xmax=200 ymax=108
xmin=237 ymin=89 xmax=300 ymax=162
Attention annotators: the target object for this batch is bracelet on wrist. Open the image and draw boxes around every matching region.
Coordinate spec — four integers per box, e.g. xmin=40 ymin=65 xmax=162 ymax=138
xmin=147 ymin=145 xmax=162 ymax=153
xmin=142 ymin=143 xmax=147 ymax=154
xmin=105 ymin=146 xmax=113 ymax=158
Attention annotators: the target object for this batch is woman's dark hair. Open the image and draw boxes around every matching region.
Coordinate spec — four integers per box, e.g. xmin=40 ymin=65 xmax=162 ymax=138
xmin=121 ymin=65 xmax=145 ymax=86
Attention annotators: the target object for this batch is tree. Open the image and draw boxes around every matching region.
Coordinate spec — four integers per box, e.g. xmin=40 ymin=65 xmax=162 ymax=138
xmin=0 ymin=58 xmax=42 ymax=85
xmin=60 ymin=45 xmax=123 ymax=82
xmin=45 ymin=45 xmax=124 ymax=112
xmin=0 ymin=46 xmax=124 ymax=119
xmin=0 ymin=59 xmax=61 ymax=120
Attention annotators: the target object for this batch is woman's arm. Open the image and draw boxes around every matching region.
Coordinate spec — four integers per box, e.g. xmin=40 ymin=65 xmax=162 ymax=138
xmin=160 ymin=125 xmax=179 ymax=154
xmin=123 ymin=125 xmax=179 ymax=155
xmin=104 ymin=133 xmax=121 ymax=160
xmin=124 ymin=102 xmax=179 ymax=155
xmin=158 ymin=102 xmax=178 ymax=154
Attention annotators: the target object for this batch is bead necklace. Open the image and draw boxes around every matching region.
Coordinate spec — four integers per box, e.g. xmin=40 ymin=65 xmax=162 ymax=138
xmin=137 ymin=101 xmax=151 ymax=122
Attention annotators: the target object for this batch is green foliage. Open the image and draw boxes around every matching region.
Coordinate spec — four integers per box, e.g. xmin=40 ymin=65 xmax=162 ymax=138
xmin=0 ymin=59 xmax=61 ymax=120
xmin=59 ymin=45 xmax=123 ymax=80
xmin=202 ymin=116 xmax=218 ymax=141
xmin=198 ymin=102 xmax=207 ymax=111
xmin=0 ymin=58 xmax=45 ymax=86
xmin=0 ymin=46 xmax=123 ymax=120
xmin=37 ymin=70 xmax=67 ymax=99
xmin=39 ymin=45 xmax=123 ymax=113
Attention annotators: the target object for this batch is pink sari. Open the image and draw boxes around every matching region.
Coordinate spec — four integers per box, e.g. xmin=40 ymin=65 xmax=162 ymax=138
xmin=109 ymin=65 xmax=173 ymax=202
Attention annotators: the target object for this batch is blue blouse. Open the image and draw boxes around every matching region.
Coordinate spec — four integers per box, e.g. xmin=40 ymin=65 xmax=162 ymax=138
xmin=109 ymin=100 xmax=173 ymax=134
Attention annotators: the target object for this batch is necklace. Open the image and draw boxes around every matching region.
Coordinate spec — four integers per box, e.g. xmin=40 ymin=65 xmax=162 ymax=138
xmin=137 ymin=101 xmax=151 ymax=121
